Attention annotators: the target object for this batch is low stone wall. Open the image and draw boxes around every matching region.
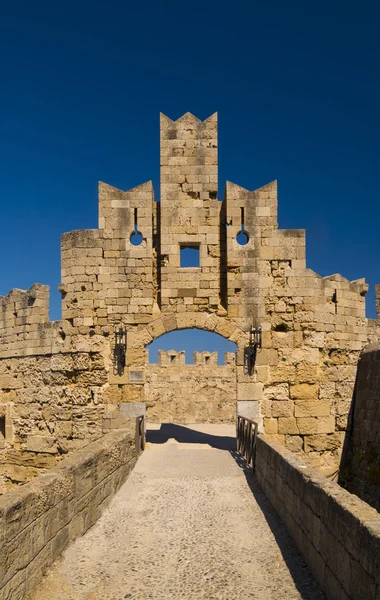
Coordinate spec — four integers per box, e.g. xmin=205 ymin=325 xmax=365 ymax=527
xmin=339 ymin=344 xmax=380 ymax=511
xmin=255 ymin=435 xmax=380 ymax=600
xmin=0 ymin=427 xmax=139 ymax=599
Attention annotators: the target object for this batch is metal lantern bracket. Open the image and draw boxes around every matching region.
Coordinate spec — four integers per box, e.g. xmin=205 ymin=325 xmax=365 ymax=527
xmin=244 ymin=325 xmax=262 ymax=376
xmin=114 ymin=325 xmax=127 ymax=376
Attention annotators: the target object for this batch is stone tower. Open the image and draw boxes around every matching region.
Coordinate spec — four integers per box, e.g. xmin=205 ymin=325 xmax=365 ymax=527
xmin=159 ymin=112 xmax=221 ymax=311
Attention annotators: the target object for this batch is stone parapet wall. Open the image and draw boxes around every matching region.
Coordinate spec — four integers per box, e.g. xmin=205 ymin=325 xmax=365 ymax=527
xmin=224 ymin=180 xmax=281 ymax=324
xmin=145 ymin=356 xmax=237 ymax=423
xmin=0 ymin=427 xmax=138 ymax=600
xmin=255 ymin=434 xmax=380 ymax=600
xmin=221 ymin=170 xmax=370 ymax=471
xmin=340 ymin=344 xmax=380 ymax=511
xmin=156 ymin=349 xmax=234 ymax=366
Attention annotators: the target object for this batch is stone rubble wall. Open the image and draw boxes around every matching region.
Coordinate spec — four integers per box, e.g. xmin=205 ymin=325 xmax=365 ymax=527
xmin=339 ymin=344 xmax=380 ymax=511
xmin=0 ymin=336 xmax=113 ymax=493
xmin=0 ymin=427 xmax=138 ymax=600
xmin=255 ymin=434 xmax=380 ymax=600
xmin=145 ymin=350 xmax=237 ymax=423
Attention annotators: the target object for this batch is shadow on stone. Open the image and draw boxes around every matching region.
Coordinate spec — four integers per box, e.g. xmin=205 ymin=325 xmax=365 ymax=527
xmin=230 ymin=450 xmax=325 ymax=600
xmin=146 ymin=423 xmax=236 ymax=451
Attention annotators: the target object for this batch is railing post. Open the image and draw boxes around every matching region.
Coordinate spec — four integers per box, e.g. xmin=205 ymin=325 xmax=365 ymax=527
xmin=135 ymin=415 xmax=145 ymax=455
xmin=236 ymin=416 xmax=259 ymax=473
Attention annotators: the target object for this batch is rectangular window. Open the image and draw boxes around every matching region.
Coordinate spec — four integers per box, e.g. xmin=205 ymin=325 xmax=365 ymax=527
xmin=180 ymin=245 xmax=200 ymax=268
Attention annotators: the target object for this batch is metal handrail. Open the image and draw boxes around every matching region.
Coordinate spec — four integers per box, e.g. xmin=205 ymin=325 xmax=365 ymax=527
xmin=135 ymin=415 xmax=145 ymax=454
xmin=237 ymin=416 xmax=259 ymax=473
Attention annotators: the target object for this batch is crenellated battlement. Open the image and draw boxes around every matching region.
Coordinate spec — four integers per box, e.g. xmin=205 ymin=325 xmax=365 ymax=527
xmin=0 ymin=284 xmax=49 ymax=353
xmin=0 ymin=283 xmax=49 ymax=322
xmin=158 ymin=349 xmax=185 ymax=366
xmin=156 ymin=349 xmax=235 ymax=367
xmin=160 ymin=111 xmax=217 ymax=126
xmin=0 ymin=284 xmax=76 ymax=358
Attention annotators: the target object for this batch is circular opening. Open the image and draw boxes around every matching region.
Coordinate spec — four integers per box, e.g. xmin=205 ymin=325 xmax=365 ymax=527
xmin=236 ymin=230 xmax=249 ymax=245
xmin=130 ymin=229 xmax=143 ymax=246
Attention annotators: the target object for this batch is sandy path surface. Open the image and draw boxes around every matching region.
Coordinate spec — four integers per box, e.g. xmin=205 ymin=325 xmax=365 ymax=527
xmin=29 ymin=424 xmax=324 ymax=600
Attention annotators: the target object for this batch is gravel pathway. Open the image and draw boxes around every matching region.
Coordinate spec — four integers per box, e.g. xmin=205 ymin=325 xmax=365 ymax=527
xmin=29 ymin=424 xmax=325 ymax=600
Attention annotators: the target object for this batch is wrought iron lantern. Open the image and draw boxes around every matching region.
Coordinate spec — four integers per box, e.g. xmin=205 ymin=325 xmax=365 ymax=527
xmin=244 ymin=325 xmax=262 ymax=376
xmin=113 ymin=325 xmax=127 ymax=376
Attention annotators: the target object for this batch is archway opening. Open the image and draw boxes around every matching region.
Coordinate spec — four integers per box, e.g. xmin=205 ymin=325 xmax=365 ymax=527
xmin=145 ymin=328 xmax=238 ymax=424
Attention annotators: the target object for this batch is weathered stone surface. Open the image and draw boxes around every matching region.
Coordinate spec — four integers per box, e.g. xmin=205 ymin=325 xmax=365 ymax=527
xmin=264 ymin=418 xmax=278 ymax=434
xmin=263 ymin=384 xmax=289 ymax=401
xmin=340 ymin=345 xmax=380 ymax=512
xmin=290 ymin=384 xmax=319 ymax=400
xmin=272 ymin=400 xmax=294 ymax=418
xmin=237 ymin=400 xmax=259 ymax=419
xmin=294 ymin=400 xmax=331 ymax=417
xmin=278 ymin=417 xmax=299 ymax=435
xmin=145 ymin=353 xmax=236 ymax=423
xmin=304 ymin=433 xmax=342 ymax=453
xmin=0 ymin=427 xmax=138 ymax=599
xmin=257 ymin=434 xmax=380 ymax=600
xmin=285 ymin=435 xmax=304 ymax=453
xmin=25 ymin=436 xmax=59 ymax=455
xmin=296 ymin=416 xmax=335 ymax=435
xmin=1 ymin=110 xmax=380 ymax=492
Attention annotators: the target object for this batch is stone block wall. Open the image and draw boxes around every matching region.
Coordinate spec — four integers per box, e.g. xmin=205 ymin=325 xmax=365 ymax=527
xmin=220 ymin=167 xmax=371 ymax=472
xmin=258 ymin=268 xmax=369 ymax=475
xmin=0 ymin=285 xmax=63 ymax=359
xmin=145 ymin=350 xmax=237 ymax=423
xmin=61 ymin=179 xmax=155 ymax=332
xmin=56 ymin=112 xmax=380 ymax=473
xmin=224 ymin=180 xmax=280 ymax=324
xmin=0 ymin=427 xmax=138 ymax=600
xmin=339 ymin=344 xmax=380 ymax=511
xmin=255 ymin=434 xmax=380 ymax=600
xmin=159 ymin=113 xmax=221 ymax=313
xmin=1 ymin=111 xmax=380 ymax=487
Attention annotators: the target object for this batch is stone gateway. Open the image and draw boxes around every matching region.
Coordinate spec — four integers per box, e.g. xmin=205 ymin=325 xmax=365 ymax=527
xmin=1 ymin=112 xmax=380 ymax=493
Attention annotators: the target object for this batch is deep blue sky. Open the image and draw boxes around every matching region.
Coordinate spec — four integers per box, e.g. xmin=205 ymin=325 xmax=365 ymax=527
xmin=148 ymin=330 xmax=237 ymax=365
xmin=1 ymin=0 xmax=379 ymax=348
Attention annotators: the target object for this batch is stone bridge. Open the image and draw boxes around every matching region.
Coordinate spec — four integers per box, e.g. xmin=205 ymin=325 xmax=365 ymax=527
xmin=1 ymin=112 xmax=380 ymax=598
xmin=1 ymin=419 xmax=379 ymax=600
xmin=26 ymin=423 xmax=326 ymax=600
